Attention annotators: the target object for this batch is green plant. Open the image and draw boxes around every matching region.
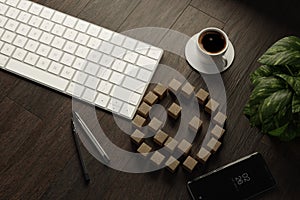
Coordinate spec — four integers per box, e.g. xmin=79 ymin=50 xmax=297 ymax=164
xmin=244 ymin=36 xmax=300 ymax=141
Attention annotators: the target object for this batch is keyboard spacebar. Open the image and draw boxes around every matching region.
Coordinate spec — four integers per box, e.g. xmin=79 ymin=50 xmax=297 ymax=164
xmin=6 ymin=59 xmax=69 ymax=92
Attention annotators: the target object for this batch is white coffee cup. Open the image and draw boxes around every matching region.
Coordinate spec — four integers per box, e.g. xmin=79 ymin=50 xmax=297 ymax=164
xmin=197 ymin=27 xmax=229 ymax=70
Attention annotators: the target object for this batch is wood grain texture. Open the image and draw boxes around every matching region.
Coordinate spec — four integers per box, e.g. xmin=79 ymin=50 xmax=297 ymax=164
xmin=0 ymin=0 xmax=299 ymax=200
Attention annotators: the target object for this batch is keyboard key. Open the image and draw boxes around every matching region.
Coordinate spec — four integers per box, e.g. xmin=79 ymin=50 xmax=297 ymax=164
xmin=0 ymin=16 xmax=8 ymax=27
xmin=109 ymin=71 xmax=124 ymax=85
xmin=75 ymin=32 xmax=89 ymax=45
xmin=40 ymin=32 xmax=54 ymax=45
xmin=63 ymin=15 xmax=78 ymax=28
xmin=99 ymin=54 xmax=114 ymax=68
xmin=73 ymin=57 xmax=86 ymax=70
xmin=120 ymin=103 xmax=135 ymax=118
xmin=5 ymin=19 xmax=19 ymax=32
xmin=87 ymin=24 xmax=101 ymax=37
xmin=87 ymin=37 xmax=102 ymax=49
xmin=122 ymin=76 xmax=146 ymax=94
xmin=16 ymin=24 xmax=31 ymax=36
xmin=48 ymin=48 xmax=63 ymax=61
xmin=84 ymin=62 xmax=100 ymax=75
xmin=111 ymin=46 xmax=126 ymax=59
xmin=40 ymin=7 xmax=54 ymax=19
xmin=122 ymin=37 xmax=137 ymax=50
xmin=29 ymin=3 xmax=43 ymax=15
xmin=25 ymin=39 xmax=39 ymax=52
xmin=51 ymin=36 xmax=66 ymax=49
xmin=148 ymin=46 xmax=162 ymax=59
xmin=6 ymin=0 xmax=19 ymax=7
xmin=136 ymin=42 xmax=150 ymax=55
xmin=66 ymin=82 xmax=84 ymax=97
xmin=28 ymin=28 xmax=42 ymax=40
xmin=17 ymin=0 xmax=32 ymax=11
xmin=75 ymin=20 xmax=89 ymax=32
xmin=87 ymin=50 xmax=102 ymax=63
xmin=60 ymin=66 xmax=75 ymax=79
xmin=112 ymin=60 xmax=126 ymax=72
xmin=48 ymin=62 xmax=63 ymax=74
xmin=94 ymin=93 xmax=110 ymax=108
xmin=64 ymin=41 xmax=78 ymax=54
xmin=99 ymin=41 xmax=113 ymax=54
xmin=123 ymin=51 xmax=138 ymax=64
xmin=0 ymin=54 xmax=9 ymax=68
xmin=110 ymin=85 xmax=140 ymax=105
xmin=37 ymin=44 xmax=51 ymax=57
xmin=6 ymin=59 xmax=68 ymax=92
xmin=28 ymin=16 xmax=43 ymax=27
xmin=75 ymin=45 xmax=90 ymax=58
xmin=97 ymin=67 xmax=112 ymax=80
xmin=61 ymin=53 xmax=75 ymax=66
xmin=73 ymin=71 xmax=87 ymax=84
xmin=12 ymin=48 xmax=27 ymax=61
xmin=111 ymin=33 xmax=125 ymax=46
xmin=124 ymin=64 xmax=139 ymax=77
xmin=24 ymin=52 xmax=39 ymax=65
xmin=99 ymin=28 xmax=113 ymax=41
xmin=13 ymin=35 xmax=28 ymax=48
xmin=136 ymin=55 xmax=156 ymax=70
xmin=51 ymin=11 xmax=66 ymax=24
xmin=2 ymin=30 xmax=16 ymax=43
xmin=36 ymin=57 xmax=51 ymax=70
xmin=107 ymin=98 xmax=123 ymax=113
xmin=137 ymin=68 xmax=152 ymax=82
xmin=6 ymin=7 xmax=20 ymax=19
xmin=97 ymin=80 xmax=113 ymax=94
xmin=52 ymin=24 xmax=66 ymax=36
xmin=40 ymin=20 xmax=54 ymax=32
xmin=85 ymin=76 xmax=99 ymax=89
xmin=63 ymin=28 xmax=78 ymax=41
xmin=82 ymin=88 xmax=97 ymax=102
xmin=0 ymin=3 xmax=8 ymax=15
xmin=1 ymin=43 xmax=15 ymax=56
xmin=17 ymin=11 xmax=31 ymax=23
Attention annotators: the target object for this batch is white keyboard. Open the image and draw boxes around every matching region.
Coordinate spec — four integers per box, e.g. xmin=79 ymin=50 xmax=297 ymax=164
xmin=0 ymin=0 xmax=163 ymax=119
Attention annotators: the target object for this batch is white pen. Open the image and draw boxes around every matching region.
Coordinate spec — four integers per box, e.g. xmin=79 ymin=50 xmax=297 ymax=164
xmin=73 ymin=111 xmax=110 ymax=163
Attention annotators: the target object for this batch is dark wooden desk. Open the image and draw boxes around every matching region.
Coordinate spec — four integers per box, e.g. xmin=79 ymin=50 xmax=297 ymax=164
xmin=1 ymin=0 xmax=299 ymax=199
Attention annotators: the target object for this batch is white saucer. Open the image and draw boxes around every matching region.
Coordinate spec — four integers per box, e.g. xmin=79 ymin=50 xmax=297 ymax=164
xmin=185 ymin=33 xmax=235 ymax=74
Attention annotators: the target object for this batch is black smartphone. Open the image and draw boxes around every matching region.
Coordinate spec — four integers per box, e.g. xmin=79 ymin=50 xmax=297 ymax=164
xmin=187 ymin=152 xmax=276 ymax=200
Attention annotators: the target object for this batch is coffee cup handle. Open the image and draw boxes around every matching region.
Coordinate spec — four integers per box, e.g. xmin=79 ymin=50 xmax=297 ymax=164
xmin=222 ymin=56 xmax=228 ymax=67
xmin=212 ymin=55 xmax=228 ymax=70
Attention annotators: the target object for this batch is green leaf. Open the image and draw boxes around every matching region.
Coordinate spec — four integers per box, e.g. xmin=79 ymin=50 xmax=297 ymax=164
xmin=249 ymin=77 xmax=287 ymax=105
xmin=276 ymin=74 xmax=300 ymax=95
xmin=269 ymin=123 xmax=289 ymax=136
xmin=292 ymin=95 xmax=300 ymax=113
xmin=279 ymin=123 xmax=299 ymax=141
xmin=250 ymin=65 xmax=286 ymax=84
xmin=259 ymin=89 xmax=292 ymax=121
xmin=258 ymin=36 xmax=300 ymax=67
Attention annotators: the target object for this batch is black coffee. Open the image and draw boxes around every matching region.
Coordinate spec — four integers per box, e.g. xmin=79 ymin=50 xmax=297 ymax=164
xmin=199 ymin=31 xmax=226 ymax=53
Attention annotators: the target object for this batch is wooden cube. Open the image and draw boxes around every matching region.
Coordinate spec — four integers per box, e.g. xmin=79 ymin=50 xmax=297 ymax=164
xmin=205 ymin=99 xmax=220 ymax=114
xmin=183 ymin=156 xmax=198 ymax=172
xmin=144 ymin=91 xmax=158 ymax=105
xmin=196 ymin=89 xmax=209 ymax=105
xmin=168 ymin=79 xmax=182 ymax=94
xmin=150 ymin=151 xmax=165 ymax=166
xmin=153 ymin=84 xmax=168 ymax=99
xmin=132 ymin=115 xmax=146 ymax=128
xmin=213 ymin=112 xmax=227 ymax=126
xmin=211 ymin=125 xmax=225 ymax=139
xmin=164 ymin=137 xmax=178 ymax=152
xmin=130 ymin=129 xmax=145 ymax=145
xmin=165 ymin=156 xmax=180 ymax=173
xmin=167 ymin=103 xmax=182 ymax=119
xmin=137 ymin=102 xmax=151 ymax=118
xmin=153 ymin=130 xmax=168 ymax=146
xmin=206 ymin=138 xmax=222 ymax=153
xmin=137 ymin=142 xmax=152 ymax=157
xmin=177 ymin=139 xmax=192 ymax=156
xmin=181 ymin=82 xmax=195 ymax=98
xmin=148 ymin=117 xmax=163 ymax=133
xmin=196 ymin=147 xmax=211 ymax=164
xmin=188 ymin=116 xmax=203 ymax=133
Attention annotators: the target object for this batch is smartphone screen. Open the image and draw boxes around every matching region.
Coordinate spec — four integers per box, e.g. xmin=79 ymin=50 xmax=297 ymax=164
xmin=187 ymin=152 xmax=276 ymax=200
